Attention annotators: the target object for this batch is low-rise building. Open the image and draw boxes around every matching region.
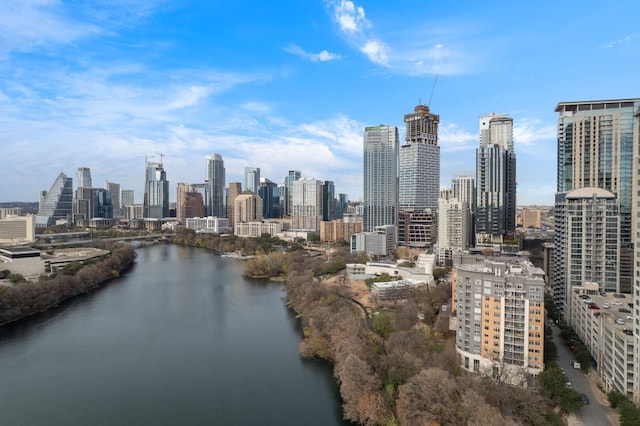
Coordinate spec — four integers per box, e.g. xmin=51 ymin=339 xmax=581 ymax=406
xmin=185 ymin=217 xmax=231 ymax=234
xmin=371 ymin=278 xmax=426 ymax=301
xmin=0 ymin=215 xmax=35 ymax=244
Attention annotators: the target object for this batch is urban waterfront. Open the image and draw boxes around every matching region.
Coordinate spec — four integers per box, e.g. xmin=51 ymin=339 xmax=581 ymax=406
xmin=0 ymin=244 xmax=350 ymax=425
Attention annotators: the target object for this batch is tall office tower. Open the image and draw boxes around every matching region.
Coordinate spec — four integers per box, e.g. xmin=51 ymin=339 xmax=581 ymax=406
xmin=143 ymin=161 xmax=169 ymax=219
xmin=35 ymin=172 xmax=73 ymax=228
xmin=205 ymin=153 xmax=226 ymax=218
xmin=632 ymin=105 xmax=640 ymax=404
xmin=453 ymin=257 xmax=545 ymax=384
xmin=363 ymin=125 xmax=399 ymax=233
xmin=397 ymin=209 xmax=437 ymax=249
xmin=234 ymin=191 xmax=263 ymax=229
xmin=177 ymin=183 xmax=205 ymax=224
xmin=291 ymin=178 xmax=324 ymax=231
xmin=226 ymin=182 xmax=242 ymax=231
xmin=475 ymin=113 xmax=516 ymax=242
xmin=259 ymin=178 xmax=280 ymax=219
xmin=399 ymin=104 xmax=440 ymax=212
xmin=76 ymin=167 xmax=92 ymax=189
xmin=552 ymin=188 xmax=619 ymax=308
xmin=121 ymin=189 xmax=134 ymax=208
xmin=557 ymin=99 xmax=640 ymax=294
xmin=335 ymin=193 xmax=348 ymax=220
xmin=105 ymin=180 xmax=121 ymax=217
xmin=322 ymin=180 xmax=335 ymax=222
xmin=283 ymin=170 xmax=301 ymax=217
xmin=437 ymin=188 xmax=471 ymax=263
xmin=244 ymin=167 xmax=260 ymax=194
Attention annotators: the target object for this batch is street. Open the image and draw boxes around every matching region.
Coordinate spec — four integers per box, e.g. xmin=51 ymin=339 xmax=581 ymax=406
xmin=549 ymin=320 xmax=617 ymax=425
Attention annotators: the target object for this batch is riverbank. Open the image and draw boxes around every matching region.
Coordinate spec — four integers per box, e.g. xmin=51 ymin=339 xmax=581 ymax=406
xmin=0 ymin=243 xmax=136 ymax=326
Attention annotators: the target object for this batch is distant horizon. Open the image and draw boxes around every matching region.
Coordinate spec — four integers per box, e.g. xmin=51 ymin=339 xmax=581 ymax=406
xmin=2 ymin=1 xmax=639 ymax=205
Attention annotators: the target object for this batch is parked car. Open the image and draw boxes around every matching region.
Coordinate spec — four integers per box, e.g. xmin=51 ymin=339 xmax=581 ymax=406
xmin=616 ymin=319 xmax=625 ymax=325
xmin=603 ymin=303 xmax=610 ymax=309
xmin=581 ymin=394 xmax=590 ymax=405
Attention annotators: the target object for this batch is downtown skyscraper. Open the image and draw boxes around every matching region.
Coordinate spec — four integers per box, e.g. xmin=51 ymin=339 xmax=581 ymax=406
xmin=399 ymin=104 xmax=440 ymax=212
xmin=475 ymin=113 xmax=516 ymax=242
xmin=143 ymin=160 xmax=169 ymax=219
xmin=363 ymin=125 xmax=399 ymax=232
xmin=557 ymin=99 xmax=640 ymax=294
xmin=206 ymin=153 xmax=226 ymax=218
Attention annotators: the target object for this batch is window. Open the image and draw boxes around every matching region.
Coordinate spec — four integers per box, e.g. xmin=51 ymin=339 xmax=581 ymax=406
xmin=473 ymin=359 xmax=480 ymax=372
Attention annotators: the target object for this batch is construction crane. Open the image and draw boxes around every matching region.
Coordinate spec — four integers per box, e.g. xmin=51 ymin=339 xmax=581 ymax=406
xmin=154 ymin=152 xmax=165 ymax=165
xmin=428 ymin=73 xmax=438 ymax=107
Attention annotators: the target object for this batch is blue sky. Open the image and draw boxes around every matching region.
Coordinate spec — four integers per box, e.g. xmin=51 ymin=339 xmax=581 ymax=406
xmin=1 ymin=0 xmax=639 ymax=205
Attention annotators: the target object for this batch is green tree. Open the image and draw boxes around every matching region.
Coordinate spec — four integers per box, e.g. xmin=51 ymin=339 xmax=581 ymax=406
xmin=372 ymin=311 xmax=395 ymax=341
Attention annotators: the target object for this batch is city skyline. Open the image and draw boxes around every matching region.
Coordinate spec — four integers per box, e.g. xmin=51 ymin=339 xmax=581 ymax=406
xmin=1 ymin=1 xmax=639 ymax=204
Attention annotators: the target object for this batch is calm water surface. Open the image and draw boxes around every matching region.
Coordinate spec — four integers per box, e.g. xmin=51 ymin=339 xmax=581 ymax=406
xmin=0 ymin=244 xmax=350 ymax=425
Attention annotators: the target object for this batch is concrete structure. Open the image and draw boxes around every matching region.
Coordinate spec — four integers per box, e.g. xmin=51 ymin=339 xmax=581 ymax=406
xmin=42 ymin=247 xmax=110 ymax=274
xmin=121 ymin=189 xmax=134 ymax=209
xmin=176 ymin=183 xmax=205 ymax=224
xmin=123 ymin=204 xmax=144 ymax=220
xmin=453 ymin=258 xmax=545 ymax=385
xmin=185 ymin=216 xmax=230 ymax=234
xmin=35 ymin=172 xmax=73 ymax=228
xmin=76 ymin=167 xmax=92 ymax=188
xmin=205 ymin=153 xmax=226 ymax=218
xmin=399 ymin=104 xmax=440 ymax=212
xmin=631 ymin=104 xmax=640 ymax=404
xmin=0 ymin=208 xmax=23 ymax=220
xmin=233 ymin=191 xmax=263 ymax=232
xmin=226 ymin=182 xmax=243 ymax=231
xmin=0 ymin=215 xmax=35 ymax=244
xmin=552 ymin=187 xmax=619 ymax=310
xmin=438 ymin=188 xmax=471 ymax=262
xmin=291 ymin=178 xmax=323 ymax=231
xmin=0 ymin=247 xmax=43 ymax=278
xmin=371 ymin=278 xmax=426 ymax=301
xmin=282 ymin=170 xmax=301 ymax=217
xmin=143 ymin=161 xmax=169 ymax=219
xmin=234 ymin=221 xmax=282 ymax=238
xmin=397 ymin=209 xmax=437 ymax=249
xmin=350 ymin=225 xmax=396 ymax=256
xmin=363 ymin=125 xmax=399 ymax=233
xmin=475 ymin=113 xmax=516 ymax=242
xmin=557 ymin=99 xmax=640 ymax=294
xmin=565 ymin=282 xmax=635 ymax=401
xmin=319 ymin=218 xmax=363 ymax=243
xmin=521 ymin=209 xmax=541 ymax=229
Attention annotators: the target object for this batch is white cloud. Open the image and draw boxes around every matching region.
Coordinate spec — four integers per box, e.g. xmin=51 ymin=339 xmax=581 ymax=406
xmin=360 ymin=40 xmax=389 ymax=66
xmin=332 ymin=0 xmax=368 ymax=33
xmin=513 ymin=118 xmax=555 ymax=147
xmin=438 ymin=122 xmax=477 ymax=153
xmin=603 ymin=33 xmax=639 ymax=48
xmin=283 ymin=44 xmax=342 ymax=62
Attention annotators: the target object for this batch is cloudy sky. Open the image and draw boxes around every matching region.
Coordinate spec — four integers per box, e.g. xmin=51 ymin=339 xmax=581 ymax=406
xmin=1 ymin=0 xmax=639 ymax=205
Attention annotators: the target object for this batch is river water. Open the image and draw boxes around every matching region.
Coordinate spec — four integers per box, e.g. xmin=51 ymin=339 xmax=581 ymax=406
xmin=0 ymin=244 xmax=350 ymax=425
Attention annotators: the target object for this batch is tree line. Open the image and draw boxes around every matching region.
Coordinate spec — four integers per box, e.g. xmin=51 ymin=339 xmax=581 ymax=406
xmin=0 ymin=243 xmax=136 ymax=325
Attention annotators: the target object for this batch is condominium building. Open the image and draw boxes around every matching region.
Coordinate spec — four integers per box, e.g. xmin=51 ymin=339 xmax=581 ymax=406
xmin=282 ymin=170 xmax=301 ymax=217
xmin=205 ymin=153 xmax=226 ymax=218
xmin=397 ymin=209 xmax=436 ymax=249
xmin=245 ymin=167 xmax=260 ymax=194
xmin=631 ymin=104 xmax=640 ymax=404
xmin=319 ymin=218 xmax=363 ymax=243
xmin=105 ymin=180 xmax=121 ymax=218
xmin=233 ymin=191 xmax=263 ymax=231
xmin=235 ymin=221 xmax=282 ymax=238
xmin=556 ymin=98 xmax=640 ymax=294
xmin=475 ymin=113 xmax=516 ymax=241
xmin=363 ymin=125 xmax=399 ymax=233
xmin=552 ymin=187 xmax=619 ymax=309
xmin=176 ymin=183 xmax=205 ymax=224
xmin=521 ymin=209 xmax=541 ymax=229
xmin=259 ymin=178 xmax=280 ymax=219
xmin=185 ymin=216 xmax=230 ymax=234
xmin=438 ymin=188 xmax=471 ymax=262
xmin=453 ymin=258 xmax=545 ymax=385
xmin=350 ymin=225 xmax=396 ymax=257
xmin=291 ymin=178 xmax=323 ymax=231
xmin=226 ymin=182 xmax=243 ymax=231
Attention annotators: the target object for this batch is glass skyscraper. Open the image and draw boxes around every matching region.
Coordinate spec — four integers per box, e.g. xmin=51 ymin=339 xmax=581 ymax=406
xmin=143 ymin=161 xmax=169 ymax=219
xmin=475 ymin=113 xmax=516 ymax=241
xmin=363 ymin=125 xmax=399 ymax=233
xmin=205 ymin=153 xmax=225 ymax=218
xmin=556 ymin=99 xmax=640 ymax=294
xmin=399 ymin=104 xmax=440 ymax=212
xmin=35 ymin=172 xmax=73 ymax=228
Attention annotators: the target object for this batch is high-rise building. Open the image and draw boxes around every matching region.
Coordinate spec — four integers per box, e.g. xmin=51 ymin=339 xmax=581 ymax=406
xmin=233 ymin=191 xmax=263 ymax=231
xmin=452 ymin=176 xmax=475 ymax=246
xmin=453 ymin=257 xmax=545 ymax=384
xmin=206 ymin=153 xmax=226 ymax=218
xmin=363 ymin=125 xmax=399 ymax=234
xmin=121 ymin=189 xmax=134 ymax=208
xmin=631 ymin=104 xmax=640 ymax=404
xmin=105 ymin=180 xmax=121 ymax=218
xmin=397 ymin=209 xmax=437 ymax=249
xmin=76 ymin=167 xmax=92 ymax=189
xmin=399 ymin=104 xmax=440 ymax=212
xmin=437 ymin=188 xmax=471 ymax=262
xmin=226 ymin=182 xmax=242 ymax=231
xmin=322 ymin=180 xmax=335 ymax=222
xmin=521 ymin=209 xmax=541 ymax=229
xmin=552 ymin=188 xmax=619 ymax=308
xmin=291 ymin=178 xmax=324 ymax=231
xmin=177 ymin=183 xmax=205 ymax=224
xmin=282 ymin=170 xmax=301 ymax=217
xmin=475 ymin=113 xmax=516 ymax=242
xmin=259 ymin=178 xmax=280 ymax=219
xmin=143 ymin=161 xmax=169 ymax=219
xmin=244 ymin=167 xmax=260 ymax=194
xmin=35 ymin=172 xmax=73 ymax=228
xmin=556 ymin=99 xmax=640 ymax=294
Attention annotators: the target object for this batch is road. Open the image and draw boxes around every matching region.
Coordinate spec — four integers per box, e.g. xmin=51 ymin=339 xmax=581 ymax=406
xmin=549 ymin=320 xmax=616 ymax=425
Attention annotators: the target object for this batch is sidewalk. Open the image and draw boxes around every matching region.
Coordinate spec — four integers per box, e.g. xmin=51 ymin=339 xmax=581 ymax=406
xmin=584 ymin=371 xmax=620 ymax=426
